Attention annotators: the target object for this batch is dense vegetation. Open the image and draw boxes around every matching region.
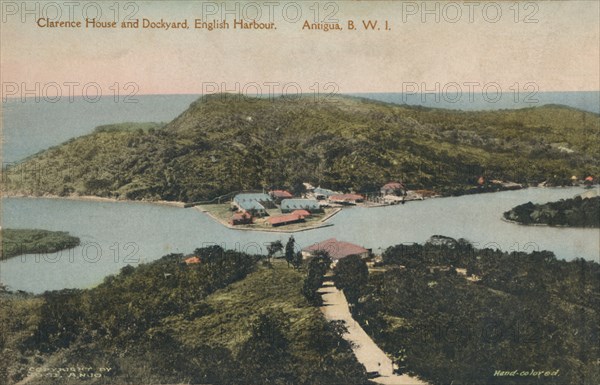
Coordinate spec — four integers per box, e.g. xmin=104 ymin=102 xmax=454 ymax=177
xmin=0 ymin=246 xmax=367 ymax=385
xmin=3 ymin=94 xmax=599 ymax=201
xmin=504 ymin=196 xmax=600 ymax=227
xmin=333 ymin=254 xmax=369 ymax=304
xmin=1 ymin=229 xmax=80 ymax=260
xmin=346 ymin=237 xmax=599 ymax=385
xmin=302 ymin=254 xmax=331 ymax=305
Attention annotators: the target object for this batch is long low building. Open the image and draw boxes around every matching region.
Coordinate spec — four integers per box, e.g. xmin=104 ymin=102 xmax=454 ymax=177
xmin=267 ymin=213 xmax=305 ymax=227
xmin=232 ymin=193 xmax=274 ymax=216
xmin=281 ymin=198 xmax=322 ymax=213
xmin=313 ymin=187 xmax=338 ymax=200
xmin=301 ymin=238 xmax=370 ymax=262
xmin=381 ymin=181 xmax=406 ymax=196
xmin=329 ymin=193 xmax=364 ymax=205
xmin=291 ymin=209 xmax=311 ymax=218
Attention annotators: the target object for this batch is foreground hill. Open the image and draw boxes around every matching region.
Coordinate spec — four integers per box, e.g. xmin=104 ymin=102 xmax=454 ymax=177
xmin=351 ymin=237 xmax=600 ymax=385
xmin=0 ymin=248 xmax=366 ymax=385
xmin=3 ymin=94 xmax=599 ymax=202
xmin=1 ymin=239 xmax=597 ymax=384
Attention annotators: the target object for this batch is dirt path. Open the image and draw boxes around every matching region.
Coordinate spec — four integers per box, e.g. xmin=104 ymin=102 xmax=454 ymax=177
xmin=318 ymin=280 xmax=428 ymax=385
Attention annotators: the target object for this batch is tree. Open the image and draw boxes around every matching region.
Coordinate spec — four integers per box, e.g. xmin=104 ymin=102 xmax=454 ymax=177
xmin=292 ymin=179 xmax=307 ymax=196
xmin=302 ymin=254 xmax=331 ymax=305
xmin=237 ymin=309 xmax=294 ymax=383
xmin=334 ymin=254 xmax=369 ymax=304
xmin=285 ymin=236 xmax=295 ymax=268
xmin=266 ymin=240 xmax=283 ymax=262
xmin=293 ymin=251 xmax=303 ymax=269
xmin=250 ymin=309 xmax=290 ymax=350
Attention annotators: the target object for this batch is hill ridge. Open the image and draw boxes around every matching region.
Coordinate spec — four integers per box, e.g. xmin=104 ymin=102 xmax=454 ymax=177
xmin=3 ymin=95 xmax=598 ymax=202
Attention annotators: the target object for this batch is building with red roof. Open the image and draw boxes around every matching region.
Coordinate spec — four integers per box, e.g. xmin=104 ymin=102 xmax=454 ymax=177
xmin=291 ymin=209 xmax=311 ymax=218
xmin=329 ymin=193 xmax=364 ymax=205
xmin=185 ymin=256 xmax=202 ymax=265
xmin=269 ymin=189 xmax=293 ymax=203
xmin=230 ymin=212 xmax=253 ymax=225
xmin=267 ymin=213 xmax=305 ymax=227
xmin=301 ymin=238 xmax=370 ymax=262
xmin=381 ymin=182 xmax=406 ymax=196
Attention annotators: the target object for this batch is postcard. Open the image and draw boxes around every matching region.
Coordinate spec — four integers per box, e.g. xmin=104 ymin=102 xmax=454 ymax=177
xmin=1 ymin=1 xmax=599 ymax=384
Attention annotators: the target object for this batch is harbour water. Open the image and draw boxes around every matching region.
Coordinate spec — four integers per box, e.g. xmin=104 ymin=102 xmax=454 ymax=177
xmin=1 ymin=186 xmax=597 ymax=293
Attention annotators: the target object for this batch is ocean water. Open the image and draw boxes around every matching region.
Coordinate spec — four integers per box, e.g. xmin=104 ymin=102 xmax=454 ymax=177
xmin=1 ymin=94 xmax=199 ymax=163
xmin=352 ymin=91 xmax=600 ymax=113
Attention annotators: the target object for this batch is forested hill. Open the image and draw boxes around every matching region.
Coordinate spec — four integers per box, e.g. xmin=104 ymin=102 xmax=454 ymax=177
xmin=3 ymin=94 xmax=599 ymax=202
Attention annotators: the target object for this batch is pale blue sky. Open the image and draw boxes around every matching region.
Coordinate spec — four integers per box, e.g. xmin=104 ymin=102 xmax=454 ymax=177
xmin=1 ymin=1 xmax=598 ymax=95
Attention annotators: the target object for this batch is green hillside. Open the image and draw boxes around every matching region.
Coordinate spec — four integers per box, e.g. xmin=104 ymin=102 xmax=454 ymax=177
xmin=3 ymin=94 xmax=599 ymax=202
xmin=0 ymin=248 xmax=366 ymax=385
xmin=349 ymin=237 xmax=600 ymax=385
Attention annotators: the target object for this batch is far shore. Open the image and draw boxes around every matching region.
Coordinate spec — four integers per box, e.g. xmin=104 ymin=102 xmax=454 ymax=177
xmin=1 ymin=192 xmax=186 ymax=207
xmin=500 ymin=216 xmax=598 ymax=229
xmin=501 ymin=217 xmax=567 ymax=228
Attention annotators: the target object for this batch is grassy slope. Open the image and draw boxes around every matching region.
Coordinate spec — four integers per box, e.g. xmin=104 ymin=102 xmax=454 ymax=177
xmin=3 ymin=95 xmax=599 ymax=201
xmin=158 ymin=261 xmax=367 ymax=383
xmin=1 ymin=229 xmax=80 ymax=260
xmin=1 ymin=260 xmax=367 ymax=385
xmin=0 ymin=293 xmax=44 ymax=383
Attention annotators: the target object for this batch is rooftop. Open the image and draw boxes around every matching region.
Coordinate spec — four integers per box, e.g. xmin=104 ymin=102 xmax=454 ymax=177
xmin=330 ymin=193 xmax=364 ymax=201
xmin=270 ymin=190 xmax=293 ymax=198
xmin=382 ymin=182 xmax=405 ymax=190
xmin=185 ymin=256 xmax=202 ymax=264
xmin=281 ymin=198 xmax=320 ymax=209
xmin=302 ymin=238 xmax=369 ymax=261
xmin=291 ymin=209 xmax=311 ymax=217
xmin=236 ymin=200 xmax=265 ymax=211
xmin=234 ymin=193 xmax=272 ymax=202
xmin=267 ymin=214 xmax=304 ymax=226
xmin=314 ymin=187 xmax=337 ymax=196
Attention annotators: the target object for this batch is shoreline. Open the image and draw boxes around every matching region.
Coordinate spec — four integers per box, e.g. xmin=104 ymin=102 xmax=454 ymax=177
xmin=4 ymin=184 xmax=590 ymax=205
xmin=0 ymin=228 xmax=81 ymax=262
xmin=500 ymin=216 xmax=599 ymax=229
xmin=4 ymin=186 xmax=595 ymax=232
xmin=1 ymin=192 xmax=341 ymax=232
xmin=195 ymin=206 xmax=342 ymax=233
xmin=1 ymin=192 xmax=186 ymax=207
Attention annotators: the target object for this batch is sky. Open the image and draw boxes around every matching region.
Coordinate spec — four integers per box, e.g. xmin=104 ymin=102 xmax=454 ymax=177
xmin=1 ymin=0 xmax=599 ymax=96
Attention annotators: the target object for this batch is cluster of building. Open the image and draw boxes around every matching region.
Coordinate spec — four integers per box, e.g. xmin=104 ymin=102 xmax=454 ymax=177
xmin=572 ymin=175 xmax=595 ymax=186
xmin=477 ymin=177 xmax=523 ymax=190
xmin=230 ymin=190 xmax=324 ymax=227
xmin=229 ymin=181 xmax=415 ymax=227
